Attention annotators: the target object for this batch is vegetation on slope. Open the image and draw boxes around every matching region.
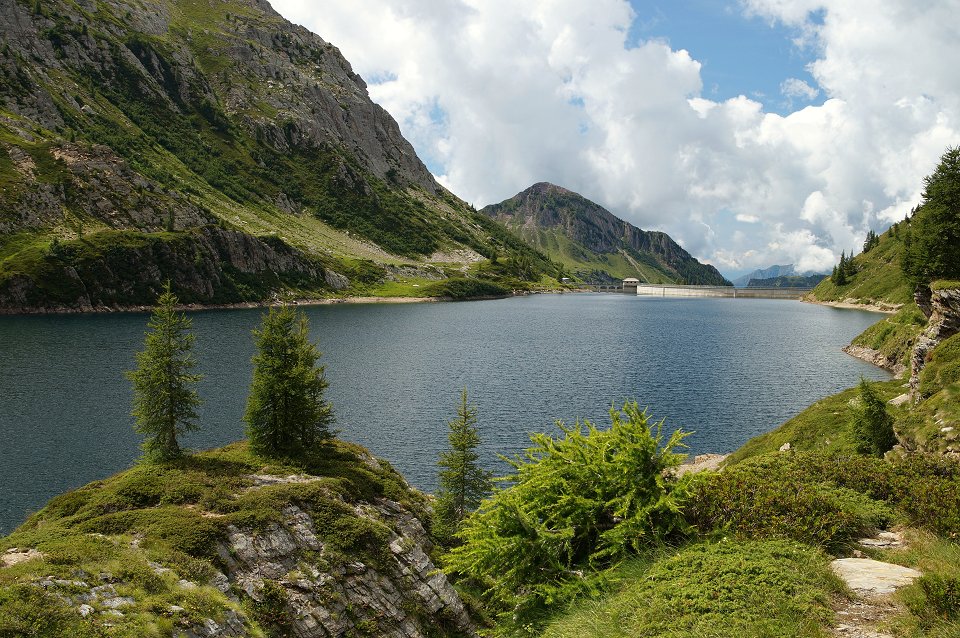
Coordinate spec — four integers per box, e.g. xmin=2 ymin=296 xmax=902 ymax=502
xmin=0 ymin=440 xmax=431 ymax=637
xmin=482 ymin=183 xmax=730 ymax=285
xmin=0 ymin=0 xmax=560 ymax=309
xmin=810 ymin=224 xmax=914 ymax=306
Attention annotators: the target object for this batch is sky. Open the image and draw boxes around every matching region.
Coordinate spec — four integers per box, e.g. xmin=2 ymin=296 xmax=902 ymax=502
xmin=270 ymin=0 xmax=960 ymax=277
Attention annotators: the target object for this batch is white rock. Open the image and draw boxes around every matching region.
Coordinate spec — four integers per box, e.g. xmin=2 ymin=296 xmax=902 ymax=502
xmin=831 ymin=558 xmax=921 ymax=595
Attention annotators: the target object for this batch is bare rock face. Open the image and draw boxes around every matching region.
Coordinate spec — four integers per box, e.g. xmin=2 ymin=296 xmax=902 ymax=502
xmin=842 ymin=344 xmax=907 ymax=377
xmin=909 ymin=286 xmax=960 ymax=399
xmin=218 ymin=500 xmax=476 ymax=638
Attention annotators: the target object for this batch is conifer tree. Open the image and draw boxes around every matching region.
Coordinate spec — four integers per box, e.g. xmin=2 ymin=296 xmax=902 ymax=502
xmin=851 ymin=379 xmax=896 ymax=457
xmin=126 ymin=283 xmax=201 ymax=461
xmin=435 ymin=389 xmax=492 ymax=543
xmin=834 ymin=252 xmax=848 ymax=285
xmin=903 ymin=146 xmax=960 ymax=284
xmin=244 ymin=305 xmax=333 ymax=458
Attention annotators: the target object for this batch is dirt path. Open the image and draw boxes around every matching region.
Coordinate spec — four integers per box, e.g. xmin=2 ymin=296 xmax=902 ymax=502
xmin=829 ymin=531 xmax=920 ymax=638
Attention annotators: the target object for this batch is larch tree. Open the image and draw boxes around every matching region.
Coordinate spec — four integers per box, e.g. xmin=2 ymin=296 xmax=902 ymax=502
xmin=244 ymin=305 xmax=334 ymax=458
xmin=851 ymin=379 xmax=897 ymax=457
xmin=435 ymin=389 xmax=493 ymax=544
xmin=126 ymin=283 xmax=201 ymax=462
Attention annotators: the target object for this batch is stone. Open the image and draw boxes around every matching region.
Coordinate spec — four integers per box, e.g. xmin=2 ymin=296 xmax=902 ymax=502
xmin=831 ymin=558 xmax=921 ymax=595
xmin=78 ymin=604 xmax=94 ymax=617
xmin=1 ymin=548 xmax=43 ymax=567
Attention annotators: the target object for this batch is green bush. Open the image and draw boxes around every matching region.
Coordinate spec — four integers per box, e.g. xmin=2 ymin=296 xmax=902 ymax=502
xmin=423 ymin=277 xmax=510 ymax=300
xmin=850 ymin=379 xmax=897 ymax=456
xmin=444 ymin=403 xmax=690 ymax=619
xmin=909 ymin=574 xmax=960 ymax=626
xmin=542 ymin=540 xmax=840 ymax=638
xmin=719 ymin=452 xmax=960 ymax=538
xmin=686 ymin=454 xmax=891 ymax=549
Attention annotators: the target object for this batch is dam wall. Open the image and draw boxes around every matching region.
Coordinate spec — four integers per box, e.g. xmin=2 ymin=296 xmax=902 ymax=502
xmin=636 ymin=285 xmax=812 ymax=300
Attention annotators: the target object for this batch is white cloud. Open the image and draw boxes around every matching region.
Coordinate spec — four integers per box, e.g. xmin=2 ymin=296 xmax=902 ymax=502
xmin=780 ymin=77 xmax=819 ymax=101
xmin=272 ymin=0 xmax=960 ymax=273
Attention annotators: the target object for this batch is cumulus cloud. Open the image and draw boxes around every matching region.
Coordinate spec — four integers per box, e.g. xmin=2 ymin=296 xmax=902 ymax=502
xmin=272 ymin=0 xmax=960 ymax=273
xmin=781 ymin=78 xmax=819 ymax=101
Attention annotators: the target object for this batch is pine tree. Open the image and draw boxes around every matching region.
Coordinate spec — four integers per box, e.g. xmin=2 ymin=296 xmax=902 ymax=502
xmin=903 ymin=146 xmax=960 ymax=284
xmin=834 ymin=252 xmax=848 ymax=285
xmin=851 ymin=379 xmax=897 ymax=457
xmin=244 ymin=305 xmax=333 ymax=458
xmin=435 ymin=389 xmax=492 ymax=543
xmin=126 ymin=283 xmax=201 ymax=461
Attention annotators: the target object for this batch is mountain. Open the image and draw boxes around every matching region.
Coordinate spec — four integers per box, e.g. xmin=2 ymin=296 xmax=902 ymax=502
xmin=747 ymin=274 xmax=826 ymax=288
xmin=480 ymin=183 xmax=730 ymax=285
xmin=732 ymin=265 xmax=796 ymax=288
xmin=0 ymin=0 xmax=551 ymax=311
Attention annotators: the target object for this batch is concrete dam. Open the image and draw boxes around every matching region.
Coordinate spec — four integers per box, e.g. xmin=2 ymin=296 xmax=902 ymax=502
xmin=633 ymin=284 xmax=813 ymax=300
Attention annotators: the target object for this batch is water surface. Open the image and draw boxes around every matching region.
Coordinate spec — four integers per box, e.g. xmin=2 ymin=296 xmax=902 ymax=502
xmin=0 ymin=294 xmax=890 ymax=534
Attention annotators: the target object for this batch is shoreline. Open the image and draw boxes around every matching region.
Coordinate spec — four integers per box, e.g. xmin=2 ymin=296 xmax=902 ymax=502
xmin=0 ymin=291 xmax=544 ymax=316
xmin=801 ymin=298 xmax=900 ymax=314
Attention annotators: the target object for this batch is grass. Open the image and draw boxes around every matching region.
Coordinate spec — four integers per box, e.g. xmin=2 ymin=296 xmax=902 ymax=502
xmin=726 ymin=378 xmax=905 ymax=463
xmin=0 ymin=439 xmax=431 ymax=637
xmin=811 ymin=229 xmax=914 ymax=306
xmin=540 ymin=540 xmax=841 ymax=638
xmin=849 ymin=303 xmax=926 ymax=371
xmin=881 ymin=531 xmax=960 ymax=637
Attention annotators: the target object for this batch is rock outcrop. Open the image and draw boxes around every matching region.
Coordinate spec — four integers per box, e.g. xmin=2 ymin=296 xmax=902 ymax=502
xmin=842 ymin=344 xmax=907 ymax=377
xmin=909 ymin=286 xmax=960 ymax=399
xmin=0 ymin=442 xmax=478 ymax=638
xmin=219 ymin=499 xmax=474 ymax=638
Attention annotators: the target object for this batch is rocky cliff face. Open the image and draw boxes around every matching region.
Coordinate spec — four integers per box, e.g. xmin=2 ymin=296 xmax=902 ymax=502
xmin=909 ymin=286 xmax=960 ymax=398
xmin=0 ymin=0 xmax=545 ymax=310
xmin=482 ymin=182 xmax=730 ymax=285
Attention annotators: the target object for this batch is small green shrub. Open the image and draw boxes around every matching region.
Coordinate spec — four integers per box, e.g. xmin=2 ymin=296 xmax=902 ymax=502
xmin=909 ymin=574 xmax=960 ymax=626
xmin=686 ymin=454 xmax=891 ymax=549
xmin=444 ymin=403 xmax=690 ymax=620
xmin=249 ymin=579 xmax=293 ymax=636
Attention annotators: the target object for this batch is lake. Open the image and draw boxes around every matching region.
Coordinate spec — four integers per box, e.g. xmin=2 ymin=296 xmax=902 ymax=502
xmin=0 ymin=293 xmax=890 ymax=534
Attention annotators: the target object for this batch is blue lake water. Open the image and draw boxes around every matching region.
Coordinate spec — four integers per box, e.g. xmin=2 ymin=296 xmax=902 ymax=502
xmin=0 ymin=293 xmax=890 ymax=534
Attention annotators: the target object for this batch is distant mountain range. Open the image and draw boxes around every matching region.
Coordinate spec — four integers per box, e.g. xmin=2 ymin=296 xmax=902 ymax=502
xmin=481 ymin=183 xmax=730 ymax=285
xmin=747 ymin=274 xmax=827 ymax=288
xmin=732 ymin=265 xmax=797 ymax=288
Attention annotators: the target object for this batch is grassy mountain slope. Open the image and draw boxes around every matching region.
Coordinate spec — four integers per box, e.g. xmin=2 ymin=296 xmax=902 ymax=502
xmin=0 ymin=0 xmax=555 ymax=310
xmin=809 ymin=224 xmax=914 ymax=307
xmin=481 ymin=182 xmax=730 ymax=285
